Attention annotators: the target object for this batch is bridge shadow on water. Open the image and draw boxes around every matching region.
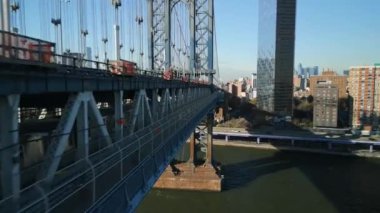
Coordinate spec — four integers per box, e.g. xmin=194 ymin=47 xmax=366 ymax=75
xmin=222 ymin=153 xmax=293 ymax=191
xmin=218 ymin=94 xmax=380 ymax=213
xmin=221 ymin=150 xmax=380 ymax=213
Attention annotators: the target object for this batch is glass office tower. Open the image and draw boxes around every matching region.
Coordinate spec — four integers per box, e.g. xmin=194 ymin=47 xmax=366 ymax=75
xmin=257 ymin=0 xmax=296 ymax=115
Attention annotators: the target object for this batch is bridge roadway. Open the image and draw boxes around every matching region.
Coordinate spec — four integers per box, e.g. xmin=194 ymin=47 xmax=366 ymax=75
xmin=0 ymin=58 xmax=221 ymax=212
xmin=213 ymin=128 xmax=380 ymax=153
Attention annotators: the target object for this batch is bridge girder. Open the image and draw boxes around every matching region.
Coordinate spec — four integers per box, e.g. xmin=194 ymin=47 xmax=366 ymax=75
xmin=0 ymin=83 xmax=220 ymax=212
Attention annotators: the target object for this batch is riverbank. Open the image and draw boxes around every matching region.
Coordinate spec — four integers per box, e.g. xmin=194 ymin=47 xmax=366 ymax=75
xmin=213 ymin=139 xmax=380 ymax=159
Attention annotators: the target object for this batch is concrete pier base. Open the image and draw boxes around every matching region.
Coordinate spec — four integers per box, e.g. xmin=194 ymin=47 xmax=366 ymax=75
xmin=154 ymin=163 xmax=222 ymax=192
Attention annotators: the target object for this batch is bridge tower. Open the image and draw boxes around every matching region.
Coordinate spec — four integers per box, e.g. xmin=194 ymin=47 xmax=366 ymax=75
xmin=147 ymin=0 xmax=214 ymax=78
xmin=150 ymin=0 xmax=221 ymax=192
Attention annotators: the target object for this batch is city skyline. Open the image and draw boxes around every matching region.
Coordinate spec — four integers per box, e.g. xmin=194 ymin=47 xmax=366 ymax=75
xmin=215 ymin=0 xmax=380 ymax=81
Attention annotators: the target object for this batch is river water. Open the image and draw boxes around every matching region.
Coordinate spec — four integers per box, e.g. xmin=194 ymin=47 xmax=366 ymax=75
xmin=138 ymin=146 xmax=380 ymax=213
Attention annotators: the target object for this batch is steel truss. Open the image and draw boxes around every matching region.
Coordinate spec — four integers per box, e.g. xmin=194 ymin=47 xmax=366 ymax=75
xmin=148 ymin=0 xmax=214 ymax=78
xmin=0 ymin=87 xmax=220 ymax=212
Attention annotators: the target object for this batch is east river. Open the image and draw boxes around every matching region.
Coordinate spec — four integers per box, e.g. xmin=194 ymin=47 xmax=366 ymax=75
xmin=138 ymin=146 xmax=380 ymax=213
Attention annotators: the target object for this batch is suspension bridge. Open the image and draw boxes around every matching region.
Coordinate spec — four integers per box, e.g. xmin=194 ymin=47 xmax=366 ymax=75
xmin=0 ymin=0 xmax=222 ymax=212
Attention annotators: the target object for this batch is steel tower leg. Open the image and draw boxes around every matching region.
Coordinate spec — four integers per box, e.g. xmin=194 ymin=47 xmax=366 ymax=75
xmin=194 ymin=0 xmax=214 ymax=81
xmin=207 ymin=0 xmax=214 ymax=84
xmin=205 ymin=112 xmax=213 ymax=164
xmin=147 ymin=0 xmax=154 ymax=70
xmin=150 ymin=0 xmax=166 ymax=71
xmin=189 ymin=0 xmax=196 ymax=75
xmin=0 ymin=94 xmax=20 ymax=210
xmin=164 ymin=0 xmax=171 ymax=70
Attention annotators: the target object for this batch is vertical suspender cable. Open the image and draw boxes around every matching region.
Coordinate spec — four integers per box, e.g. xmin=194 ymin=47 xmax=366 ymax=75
xmin=46 ymin=0 xmax=51 ymax=40
xmin=79 ymin=0 xmax=88 ymax=57
xmin=19 ymin=0 xmax=26 ymax=34
xmin=129 ymin=0 xmax=135 ymax=61
xmin=92 ymin=0 xmax=99 ymax=60
xmin=101 ymin=0 xmax=108 ymax=61
xmin=143 ymin=0 xmax=146 ymax=68
xmin=136 ymin=0 xmax=143 ymax=68
xmin=120 ymin=1 xmax=126 ymax=59
xmin=142 ymin=0 xmax=147 ymax=69
xmin=67 ymin=0 xmax=73 ymax=53
xmin=10 ymin=0 xmax=16 ymax=32
xmin=76 ymin=0 xmax=81 ymax=54
xmin=39 ymin=0 xmax=44 ymax=38
xmin=173 ymin=7 xmax=176 ymax=68
xmin=137 ymin=0 xmax=140 ymax=67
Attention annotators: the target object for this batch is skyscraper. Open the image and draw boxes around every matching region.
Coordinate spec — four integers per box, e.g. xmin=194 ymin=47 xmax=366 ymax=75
xmin=298 ymin=63 xmax=304 ymax=76
xmin=257 ymin=0 xmax=296 ymax=115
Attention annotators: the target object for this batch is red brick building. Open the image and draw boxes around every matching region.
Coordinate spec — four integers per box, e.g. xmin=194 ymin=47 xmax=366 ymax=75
xmin=348 ymin=66 xmax=380 ymax=130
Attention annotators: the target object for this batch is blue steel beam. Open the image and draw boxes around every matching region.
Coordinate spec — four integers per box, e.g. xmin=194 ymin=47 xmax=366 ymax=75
xmin=88 ymin=92 xmax=219 ymax=212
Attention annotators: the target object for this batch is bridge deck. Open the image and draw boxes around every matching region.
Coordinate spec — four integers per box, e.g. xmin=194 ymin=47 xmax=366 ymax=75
xmin=0 ymin=59 xmax=208 ymax=96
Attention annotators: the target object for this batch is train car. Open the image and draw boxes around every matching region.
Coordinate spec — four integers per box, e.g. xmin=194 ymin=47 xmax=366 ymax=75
xmin=0 ymin=30 xmax=55 ymax=63
xmin=199 ymin=80 xmax=208 ymax=85
xmin=191 ymin=78 xmax=199 ymax=84
xmin=163 ymin=69 xmax=173 ymax=80
xmin=181 ymin=73 xmax=190 ymax=82
xmin=29 ymin=43 xmax=54 ymax=63
xmin=109 ymin=59 xmax=137 ymax=76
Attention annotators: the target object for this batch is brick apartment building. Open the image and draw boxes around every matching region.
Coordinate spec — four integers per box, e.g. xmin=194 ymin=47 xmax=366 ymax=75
xmin=309 ymin=70 xmax=348 ymax=99
xmin=348 ymin=66 xmax=380 ymax=130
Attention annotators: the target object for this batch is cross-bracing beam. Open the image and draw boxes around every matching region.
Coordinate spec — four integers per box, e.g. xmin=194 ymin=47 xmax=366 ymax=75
xmin=40 ymin=92 xmax=112 ymax=186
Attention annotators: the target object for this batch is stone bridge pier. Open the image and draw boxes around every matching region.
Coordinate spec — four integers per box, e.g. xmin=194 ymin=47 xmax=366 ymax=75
xmin=154 ymin=112 xmax=222 ymax=192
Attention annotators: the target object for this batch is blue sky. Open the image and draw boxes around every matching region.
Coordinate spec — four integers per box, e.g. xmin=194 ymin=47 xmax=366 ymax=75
xmin=19 ymin=0 xmax=380 ymax=81
xmin=216 ymin=0 xmax=380 ymax=81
